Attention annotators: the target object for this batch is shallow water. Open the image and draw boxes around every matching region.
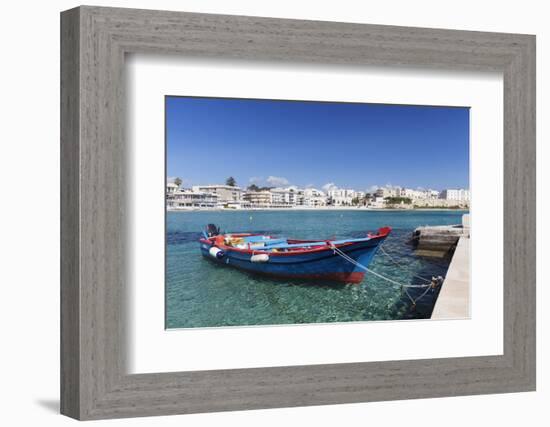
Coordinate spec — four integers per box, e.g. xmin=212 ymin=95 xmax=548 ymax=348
xmin=166 ymin=209 xmax=467 ymax=328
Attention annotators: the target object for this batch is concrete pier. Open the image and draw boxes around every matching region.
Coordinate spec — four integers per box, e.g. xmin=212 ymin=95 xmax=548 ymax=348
xmin=412 ymin=222 xmax=464 ymax=257
xmin=431 ymin=215 xmax=470 ymax=319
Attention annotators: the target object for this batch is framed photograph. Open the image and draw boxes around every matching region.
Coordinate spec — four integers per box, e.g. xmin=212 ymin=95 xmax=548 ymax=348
xmin=164 ymin=96 xmax=470 ymax=330
xmin=61 ymin=6 xmax=535 ymax=420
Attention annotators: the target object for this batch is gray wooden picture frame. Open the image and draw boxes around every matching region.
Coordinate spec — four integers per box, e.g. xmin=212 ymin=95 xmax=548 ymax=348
xmin=60 ymin=5 xmax=536 ymax=420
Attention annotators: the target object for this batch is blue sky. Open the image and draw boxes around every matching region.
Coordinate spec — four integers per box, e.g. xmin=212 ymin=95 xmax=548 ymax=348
xmin=166 ymin=96 xmax=469 ymax=191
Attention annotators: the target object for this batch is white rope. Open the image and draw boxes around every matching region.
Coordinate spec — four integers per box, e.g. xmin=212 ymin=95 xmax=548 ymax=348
xmin=329 ymin=244 xmax=435 ymax=306
xmin=411 ymin=283 xmax=435 ymax=304
xmin=378 ymin=246 xmax=433 ymax=284
xmin=329 ymin=245 xmax=417 ymax=287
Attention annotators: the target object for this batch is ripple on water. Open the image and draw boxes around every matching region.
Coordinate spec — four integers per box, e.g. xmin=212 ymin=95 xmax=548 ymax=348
xmin=166 ymin=210 xmax=465 ymax=328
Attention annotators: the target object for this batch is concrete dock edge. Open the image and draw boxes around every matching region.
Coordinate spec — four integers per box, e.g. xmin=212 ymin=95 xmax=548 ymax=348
xmin=431 ymin=215 xmax=470 ymax=319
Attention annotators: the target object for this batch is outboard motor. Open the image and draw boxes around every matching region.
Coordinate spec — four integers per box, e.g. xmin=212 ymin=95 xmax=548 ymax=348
xmin=206 ymin=224 xmax=220 ymax=237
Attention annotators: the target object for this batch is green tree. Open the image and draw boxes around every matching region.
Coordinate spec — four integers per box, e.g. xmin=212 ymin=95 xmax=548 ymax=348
xmin=384 ymin=196 xmax=412 ymax=205
xmin=247 ymin=184 xmax=260 ymax=191
xmin=226 ymin=176 xmax=237 ymax=187
xmin=174 ymin=177 xmax=182 ymax=187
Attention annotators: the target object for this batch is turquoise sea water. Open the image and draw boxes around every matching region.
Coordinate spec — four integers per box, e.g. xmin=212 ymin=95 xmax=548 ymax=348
xmin=166 ymin=209 xmax=467 ymax=328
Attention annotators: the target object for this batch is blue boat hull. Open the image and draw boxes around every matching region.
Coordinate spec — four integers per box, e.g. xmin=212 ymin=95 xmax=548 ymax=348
xmin=200 ymin=235 xmax=387 ymax=284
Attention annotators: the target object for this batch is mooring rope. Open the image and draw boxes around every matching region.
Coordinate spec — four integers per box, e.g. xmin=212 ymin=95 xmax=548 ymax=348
xmin=378 ymin=246 xmax=433 ymax=284
xmin=329 ymin=244 xmax=440 ymax=307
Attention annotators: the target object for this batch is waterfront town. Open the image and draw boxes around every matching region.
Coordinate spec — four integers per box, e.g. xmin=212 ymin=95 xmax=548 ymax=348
xmin=166 ymin=178 xmax=470 ymax=210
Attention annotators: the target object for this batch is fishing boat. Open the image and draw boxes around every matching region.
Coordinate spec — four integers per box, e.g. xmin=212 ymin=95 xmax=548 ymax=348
xmin=199 ymin=224 xmax=391 ymax=284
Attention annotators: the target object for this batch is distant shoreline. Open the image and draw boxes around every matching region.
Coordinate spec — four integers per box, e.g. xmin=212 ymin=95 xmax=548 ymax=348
xmin=167 ymin=207 xmax=469 ymax=212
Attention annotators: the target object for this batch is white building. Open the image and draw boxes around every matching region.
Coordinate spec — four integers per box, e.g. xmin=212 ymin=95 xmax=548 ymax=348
xmin=375 ymin=186 xmax=440 ymax=201
xmin=166 ymin=182 xmax=179 ymax=194
xmin=286 ymin=186 xmax=300 ymax=206
xmin=192 ymin=185 xmax=243 ymax=204
xmin=399 ymin=188 xmax=424 ymax=200
xmin=375 ymin=186 xmax=402 ymax=198
xmin=327 ymin=189 xmax=366 ymax=206
xmin=328 ymin=189 xmax=353 ymax=206
xmin=302 ymin=188 xmax=326 ymax=207
xmin=167 ymin=188 xmax=218 ymax=209
xmin=424 ymin=189 xmax=440 ymax=199
xmin=243 ymin=191 xmax=272 ymax=208
xmin=399 ymin=188 xmax=438 ymax=200
xmin=293 ymin=188 xmax=306 ymax=206
xmin=439 ymin=189 xmax=470 ymax=202
xmin=369 ymin=196 xmax=387 ymax=208
xmin=270 ymin=187 xmax=293 ymax=206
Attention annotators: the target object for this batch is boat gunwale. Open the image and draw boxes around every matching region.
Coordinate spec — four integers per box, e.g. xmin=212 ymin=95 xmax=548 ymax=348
xmin=199 ymin=227 xmax=391 ymax=257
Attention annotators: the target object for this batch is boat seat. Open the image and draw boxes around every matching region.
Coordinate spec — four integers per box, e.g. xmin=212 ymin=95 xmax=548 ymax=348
xmin=266 ymin=236 xmax=372 ymax=250
xmin=266 ymin=241 xmax=327 ymax=250
xmin=243 ymin=236 xmax=287 ymax=246
xmin=242 ymin=235 xmax=272 ymax=243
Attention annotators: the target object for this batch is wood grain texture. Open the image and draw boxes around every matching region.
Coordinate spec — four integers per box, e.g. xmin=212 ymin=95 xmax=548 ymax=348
xmin=60 ymin=7 xmax=80 ymax=419
xmin=60 ymin=6 xmax=536 ymax=420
